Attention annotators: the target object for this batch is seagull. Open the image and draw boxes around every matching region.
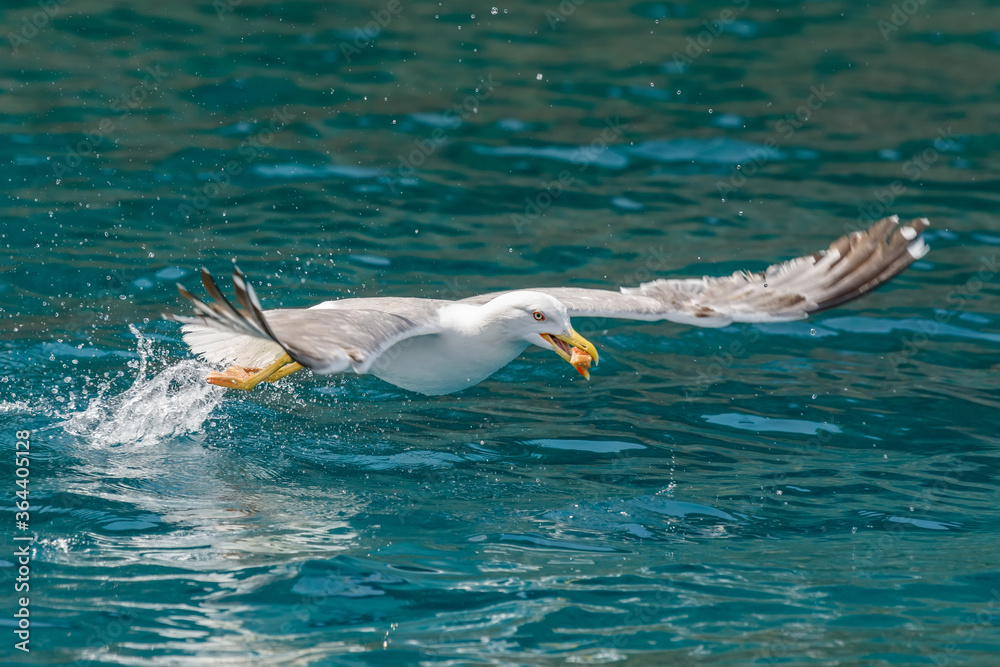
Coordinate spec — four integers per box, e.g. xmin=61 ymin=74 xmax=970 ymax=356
xmin=166 ymin=216 xmax=929 ymax=395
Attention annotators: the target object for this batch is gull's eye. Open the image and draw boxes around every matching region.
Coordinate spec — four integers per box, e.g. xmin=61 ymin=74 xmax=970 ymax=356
xmin=532 ymin=311 xmax=545 ymax=321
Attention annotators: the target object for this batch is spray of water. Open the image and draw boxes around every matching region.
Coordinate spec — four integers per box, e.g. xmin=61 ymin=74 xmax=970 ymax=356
xmin=63 ymin=324 xmax=224 ymax=447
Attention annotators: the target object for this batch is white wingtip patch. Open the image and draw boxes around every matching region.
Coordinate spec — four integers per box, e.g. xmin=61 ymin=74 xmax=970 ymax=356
xmin=907 ymin=238 xmax=929 ymax=259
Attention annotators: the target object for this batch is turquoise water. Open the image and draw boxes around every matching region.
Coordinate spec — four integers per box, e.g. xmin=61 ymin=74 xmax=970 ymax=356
xmin=2 ymin=0 xmax=1000 ymax=664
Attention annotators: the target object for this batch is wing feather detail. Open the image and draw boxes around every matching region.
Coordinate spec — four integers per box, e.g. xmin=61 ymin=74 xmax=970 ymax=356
xmin=166 ymin=270 xmax=444 ymax=374
xmin=621 ymin=216 xmax=929 ymax=324
xmin=459 ymin=216 xmax=929 ymax=327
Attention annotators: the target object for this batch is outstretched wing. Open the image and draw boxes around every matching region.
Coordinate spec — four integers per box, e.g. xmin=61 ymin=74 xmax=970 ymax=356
xmin=165 ymin=269 xmax=445 ymax=374
xmin=461 ymin=216 xmax=930 ymax=327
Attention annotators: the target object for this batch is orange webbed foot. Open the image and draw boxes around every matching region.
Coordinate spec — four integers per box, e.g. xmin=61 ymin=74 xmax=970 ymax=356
xmin=206 ymin=366 xmax=260 ymax=390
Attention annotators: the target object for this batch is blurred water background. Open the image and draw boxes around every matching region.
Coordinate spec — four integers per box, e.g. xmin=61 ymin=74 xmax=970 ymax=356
xmin=1 ymin=0 xmax=999 ymax=664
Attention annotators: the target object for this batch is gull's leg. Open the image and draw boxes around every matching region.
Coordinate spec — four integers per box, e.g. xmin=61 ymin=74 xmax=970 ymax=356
xmin=207 ymin=353 xmax=296 ymax=390
xmin=263 ymin=361 xmax=304 ymax=383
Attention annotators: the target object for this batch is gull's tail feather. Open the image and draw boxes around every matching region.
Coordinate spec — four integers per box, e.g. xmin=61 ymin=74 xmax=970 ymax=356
xmin=165 ymin=268 xmax=291 ymax=369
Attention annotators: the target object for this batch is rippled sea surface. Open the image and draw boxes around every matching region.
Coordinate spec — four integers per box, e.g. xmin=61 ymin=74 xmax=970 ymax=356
xmin=2 ymin=1 xmax=1000 ymax=664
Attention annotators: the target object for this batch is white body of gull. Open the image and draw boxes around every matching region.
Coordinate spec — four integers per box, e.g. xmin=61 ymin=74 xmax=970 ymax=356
xmin=166 ymin=216 xmax=930 ymax=395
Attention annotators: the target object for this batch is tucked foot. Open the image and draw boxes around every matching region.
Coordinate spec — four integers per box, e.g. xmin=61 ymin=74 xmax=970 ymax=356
xmin=263 ymin=361 xmax=304 ymax=382
xmin=205 ymin=354 xmax=302 ymax=391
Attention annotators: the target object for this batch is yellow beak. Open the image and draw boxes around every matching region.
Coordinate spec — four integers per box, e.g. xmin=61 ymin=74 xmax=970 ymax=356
xmin=540 ymin=328 xmax=600 ymax=380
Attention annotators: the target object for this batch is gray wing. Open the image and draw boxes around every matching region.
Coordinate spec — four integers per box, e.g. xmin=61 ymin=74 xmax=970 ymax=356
xmin=165 ymin=268 xmax=445 ymax=374
xmin=462 ymin=216 xmax=930 ymax=328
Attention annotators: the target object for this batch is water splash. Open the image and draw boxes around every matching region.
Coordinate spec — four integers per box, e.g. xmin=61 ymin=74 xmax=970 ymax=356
xmin=63 ymin=324 xmax=224 ymax=447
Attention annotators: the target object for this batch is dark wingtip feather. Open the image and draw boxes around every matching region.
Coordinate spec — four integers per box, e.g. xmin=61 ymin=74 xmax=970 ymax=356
xmin=231 ymin=268 xmax=282 ymax=343
xmin=810 ymin=216 xmax=930 ymax=312
xmin=164 ymin=265 xmax=296 ymax=356
xmin=177 ymin=282 xmax=196 ymax=302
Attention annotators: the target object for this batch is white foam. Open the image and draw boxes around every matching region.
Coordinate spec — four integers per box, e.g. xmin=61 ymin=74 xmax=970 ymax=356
xmin=63 ymin=326 xmax=223 ymax=448
xmin=0 ymin=401 xmax=32 ymax=414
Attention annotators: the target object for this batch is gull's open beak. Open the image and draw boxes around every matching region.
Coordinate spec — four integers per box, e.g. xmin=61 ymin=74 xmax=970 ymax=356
xmin=540 ymin=328 xmax=600 ymax=380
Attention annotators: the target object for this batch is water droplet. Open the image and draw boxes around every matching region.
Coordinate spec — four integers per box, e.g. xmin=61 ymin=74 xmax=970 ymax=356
xmin=763 ymin=283 xmax=768 ymax=287
xmin=809 ymin=328 xmax=816 ymax=336
xmin=491 ymin=6 xmax=498 ymax=14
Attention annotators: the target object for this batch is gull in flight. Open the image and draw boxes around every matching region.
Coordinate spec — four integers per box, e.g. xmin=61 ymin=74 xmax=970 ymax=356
xmin=166 ymin=216 xmax=929 ymax=395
